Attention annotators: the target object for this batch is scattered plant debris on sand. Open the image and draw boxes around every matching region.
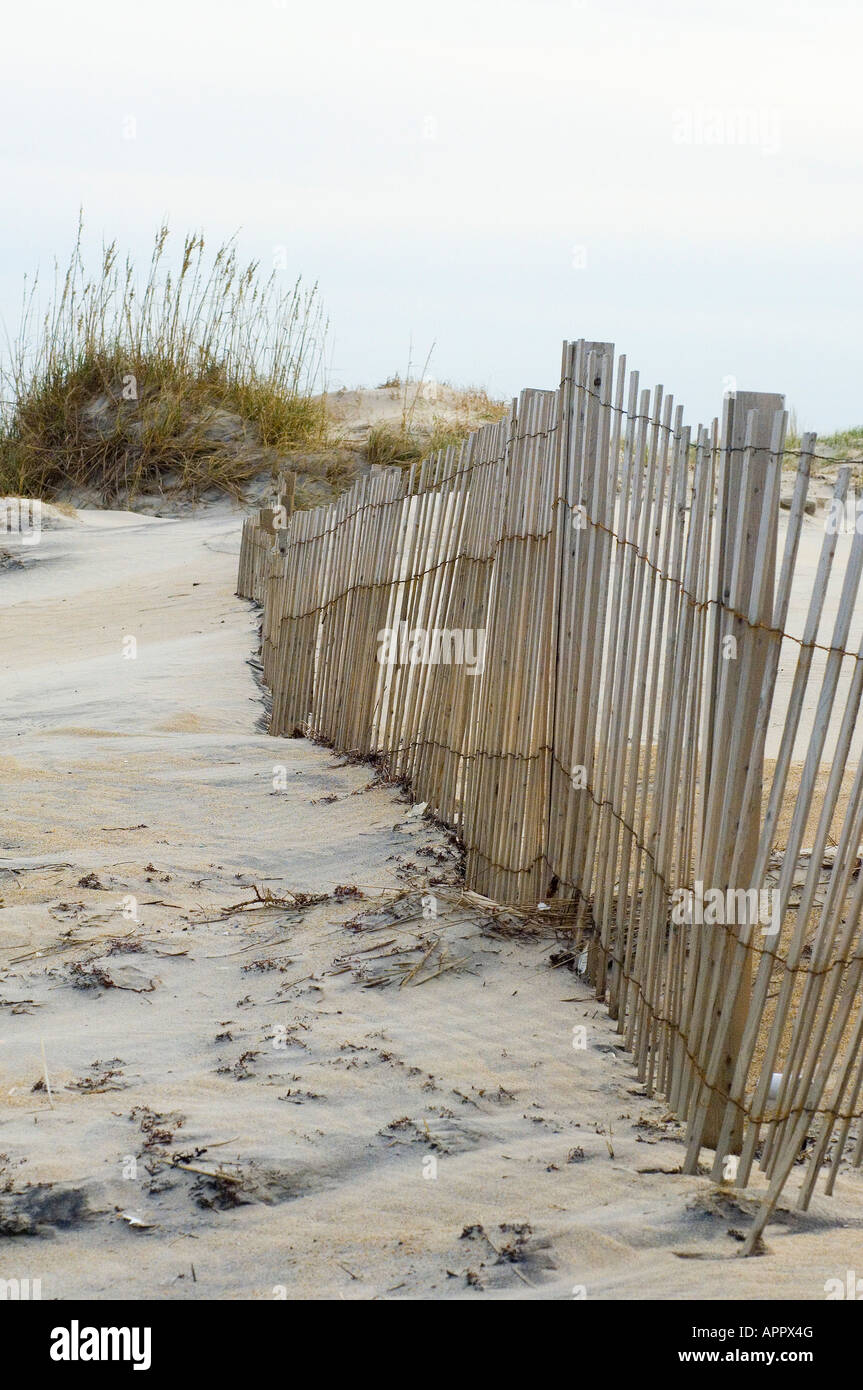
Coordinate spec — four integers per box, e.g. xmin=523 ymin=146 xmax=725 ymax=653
xmin=192 ymin=882 xmax=331 ymax=922
xmin=67 ymin=958 xmax=158 ymax=992
xmin=76 ymin=872 xmax=105 ymax=890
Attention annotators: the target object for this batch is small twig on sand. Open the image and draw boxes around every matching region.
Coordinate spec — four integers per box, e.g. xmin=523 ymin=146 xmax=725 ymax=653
xmin=40 ymin=1037 xmax=55 ymax=1109
xmin=9 ymin=927 xmax=141 ymax=964
xmin=412 ymin=953 xmax=472 ymax=985
xmin=0 ymin=862 xmax=72 ymax=874
xmin=399 ymin=938 xmax=439 ymax=987
xmin=192 ymin=883 xmax=329 ymax=923
xmin=168 ymin=1160 xmax=243 ymax=1183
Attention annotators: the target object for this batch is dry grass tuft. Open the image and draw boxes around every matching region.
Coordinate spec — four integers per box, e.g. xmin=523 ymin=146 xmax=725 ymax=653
xmin=366 ymin=381 xmax=507 ymax=469
xmin=0 ymin=216 xmax=327 ymax=502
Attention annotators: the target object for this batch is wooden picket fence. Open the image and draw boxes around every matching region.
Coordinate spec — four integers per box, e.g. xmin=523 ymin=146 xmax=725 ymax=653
xmin=239 ymin=339 xmax=863 ymax=1245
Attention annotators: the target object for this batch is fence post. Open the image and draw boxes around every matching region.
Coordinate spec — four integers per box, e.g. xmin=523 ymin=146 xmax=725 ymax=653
xmin=274 ymin=471 xmax=295 ymax=555
xmin=546 ymin=340 xmax=614 ymax=987
xmin=278 ymin=470 xmax=295 ymax=522
xmin=700 ymin=389 xmax=785 ymax=1152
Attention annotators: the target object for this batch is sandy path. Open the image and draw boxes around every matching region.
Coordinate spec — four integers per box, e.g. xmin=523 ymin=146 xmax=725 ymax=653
xmin=1 ymin=506 xmax=862 ymax=1300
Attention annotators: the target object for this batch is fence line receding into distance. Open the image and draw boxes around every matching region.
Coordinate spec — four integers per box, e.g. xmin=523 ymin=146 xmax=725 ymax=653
xmin=238 ymin=339 xmax=863 ymax=1248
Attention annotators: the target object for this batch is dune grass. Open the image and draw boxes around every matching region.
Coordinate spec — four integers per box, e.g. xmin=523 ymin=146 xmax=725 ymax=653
xmin=366 ymin=419 xmax=470 ymax=467
xmin=0 ymin=218 xmax=327 ymax=501
xmin=821 ymin=426 xmax=863 ymax=459
xmin=366 ymin=377 xmax=508 ymax=468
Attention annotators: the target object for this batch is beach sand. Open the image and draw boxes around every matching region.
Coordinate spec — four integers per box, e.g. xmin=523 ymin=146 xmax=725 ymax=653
xmin=1 ymin=501 xmax=862 ymax=1300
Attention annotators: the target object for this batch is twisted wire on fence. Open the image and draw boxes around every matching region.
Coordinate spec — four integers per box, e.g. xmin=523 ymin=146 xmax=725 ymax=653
xmin=239 ymin=338 xmax=863 ymax=1250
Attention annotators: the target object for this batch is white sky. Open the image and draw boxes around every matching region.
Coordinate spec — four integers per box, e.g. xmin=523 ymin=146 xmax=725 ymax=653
xmin=1 ymin=0 xmax=860 ymax=430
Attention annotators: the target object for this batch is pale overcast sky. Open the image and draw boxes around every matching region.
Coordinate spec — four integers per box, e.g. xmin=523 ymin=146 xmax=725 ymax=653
xmin=1 ymin=0 xmax=860 ymax=430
